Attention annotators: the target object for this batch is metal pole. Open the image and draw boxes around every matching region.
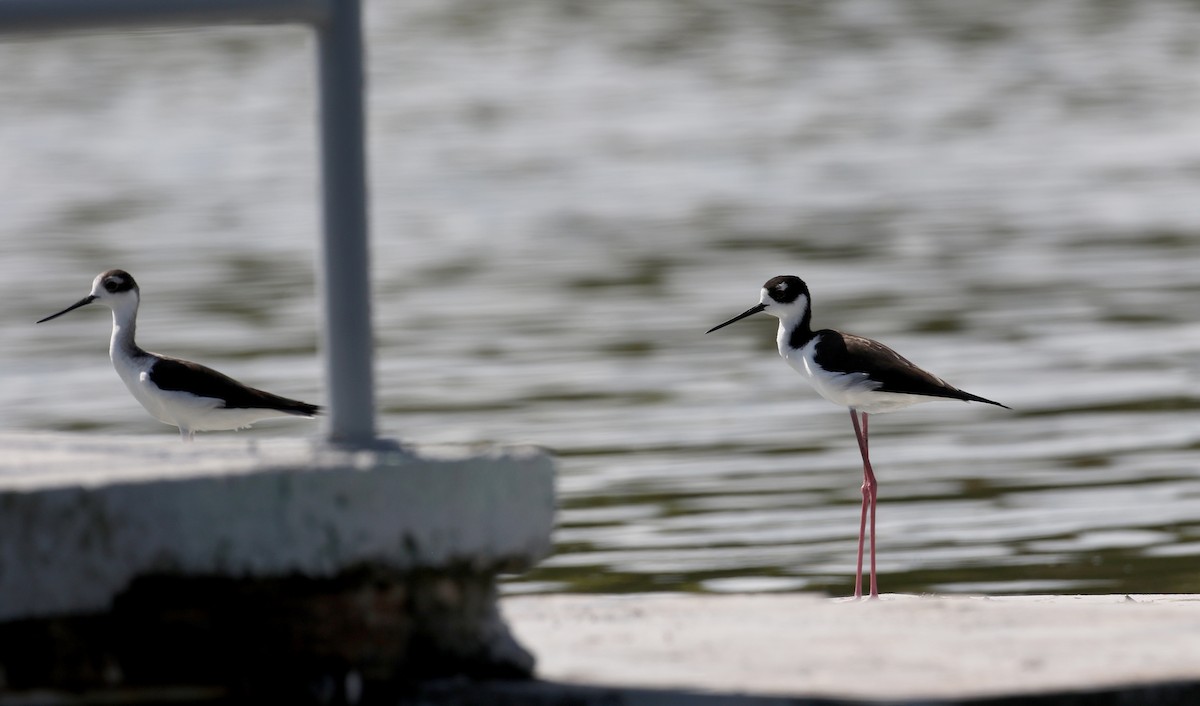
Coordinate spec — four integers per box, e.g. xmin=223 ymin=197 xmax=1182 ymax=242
xmin=314 ymin=0 xmax=376 ymax=445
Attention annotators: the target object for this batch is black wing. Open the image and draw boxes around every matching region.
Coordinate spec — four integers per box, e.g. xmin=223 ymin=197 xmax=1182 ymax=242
xmin=815 ymin=330 xmax=1009 ymax=408
xmin=149 ymin=357 xmax=320 ymax=416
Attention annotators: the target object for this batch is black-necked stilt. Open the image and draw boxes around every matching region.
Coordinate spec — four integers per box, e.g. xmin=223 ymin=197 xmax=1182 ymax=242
xmin=37 ymin=269 xmax=320 ymax=441
xmin=706 ymin=275 xmax=1008 ymax=599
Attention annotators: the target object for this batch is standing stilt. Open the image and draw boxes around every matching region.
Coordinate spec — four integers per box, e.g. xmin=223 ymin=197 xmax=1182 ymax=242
xmin=706 ymin=275 xmax=1008 ymax=597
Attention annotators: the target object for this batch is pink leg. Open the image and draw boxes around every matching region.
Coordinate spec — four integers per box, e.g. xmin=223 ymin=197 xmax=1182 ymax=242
xmin=849 ymin=409 xmax=879 ymax=599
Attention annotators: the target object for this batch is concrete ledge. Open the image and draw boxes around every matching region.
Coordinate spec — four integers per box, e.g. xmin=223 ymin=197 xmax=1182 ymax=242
xmin=0 ymin=433 xmax=556 ymax=693
xmin=496 ymin=593 xmax=1200 ymax=705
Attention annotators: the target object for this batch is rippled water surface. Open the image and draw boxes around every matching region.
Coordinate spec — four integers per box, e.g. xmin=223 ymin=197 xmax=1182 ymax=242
xmin=3 ymin=0 xmax=1200 ymax=596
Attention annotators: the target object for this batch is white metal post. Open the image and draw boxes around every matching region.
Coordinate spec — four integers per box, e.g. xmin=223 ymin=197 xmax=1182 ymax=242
xmin=314 ymin=0 xmax=376 ymax=445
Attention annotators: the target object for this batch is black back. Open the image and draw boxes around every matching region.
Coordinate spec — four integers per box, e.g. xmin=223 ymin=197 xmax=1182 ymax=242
xmin=149 ymin=357 xmax=320 ymax=416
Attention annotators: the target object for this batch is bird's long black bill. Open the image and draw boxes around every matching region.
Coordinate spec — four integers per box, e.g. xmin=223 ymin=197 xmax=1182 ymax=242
xmin=705 ymin=303 xmax=766 ymax=333
xmin=37 ymin=295 xmax=97 ymax=323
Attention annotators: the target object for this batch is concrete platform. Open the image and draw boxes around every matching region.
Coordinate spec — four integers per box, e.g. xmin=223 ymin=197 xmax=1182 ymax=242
xmin=478 ymin=593 xmax=1200 ymax=705
xmin=0 ymin=433 xmax=556 ymax=693
xmin=0 ymin=433 xmax=553 ymax=619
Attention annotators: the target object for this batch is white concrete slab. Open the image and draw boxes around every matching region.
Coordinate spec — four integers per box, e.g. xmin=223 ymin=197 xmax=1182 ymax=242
xmin=502 ymin=593 xmax=1200 ymax=702
xmin=0 ymin=433 xmax=555 ymax=621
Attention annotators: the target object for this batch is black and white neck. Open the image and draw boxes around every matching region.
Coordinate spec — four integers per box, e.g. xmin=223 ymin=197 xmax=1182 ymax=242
xmin=100 ymin=271 xmax=146 ymax=361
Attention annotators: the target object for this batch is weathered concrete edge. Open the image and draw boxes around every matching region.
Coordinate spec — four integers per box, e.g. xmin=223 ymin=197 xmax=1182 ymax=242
xmin=413 ymin=677 xmax=1200 ymax=706
xmin=0 ymin=434 xmax=556 ymax=621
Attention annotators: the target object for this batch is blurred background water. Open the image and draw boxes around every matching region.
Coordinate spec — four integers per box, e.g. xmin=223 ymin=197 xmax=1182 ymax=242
xmin=2 ymin=0 xmax=1200 ymax=597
